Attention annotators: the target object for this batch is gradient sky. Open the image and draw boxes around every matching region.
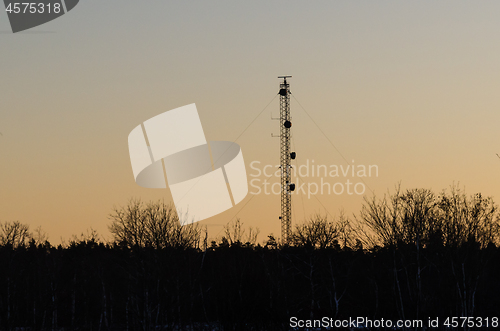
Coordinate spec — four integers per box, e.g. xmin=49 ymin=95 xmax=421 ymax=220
xmin=2 ymin=1 xmax=500 ymax=244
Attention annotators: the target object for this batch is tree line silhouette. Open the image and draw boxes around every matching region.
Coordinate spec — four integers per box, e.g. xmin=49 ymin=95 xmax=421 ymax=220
xmin=1 ymin=185 xmax=500 ymax=330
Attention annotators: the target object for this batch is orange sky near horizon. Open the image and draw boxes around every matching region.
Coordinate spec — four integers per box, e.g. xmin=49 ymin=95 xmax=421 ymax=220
xmin=1 ymin=1 xmax=500 ymax=244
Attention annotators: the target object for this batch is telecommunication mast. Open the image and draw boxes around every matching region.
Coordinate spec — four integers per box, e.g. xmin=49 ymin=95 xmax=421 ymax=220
xmin=278 ymin=76 xmax=295 ymax=244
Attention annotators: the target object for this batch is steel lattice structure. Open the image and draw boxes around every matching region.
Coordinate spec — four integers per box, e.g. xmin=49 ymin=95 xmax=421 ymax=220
xmin=278 ymin=76 xmax=292 ymax=245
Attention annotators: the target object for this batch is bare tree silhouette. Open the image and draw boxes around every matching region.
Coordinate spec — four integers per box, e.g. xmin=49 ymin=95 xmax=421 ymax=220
xmin=290 ymin=214 xmax=345 ymax=249
xmin=222 ymin=218 xmax=260 ymax=247
xmin=0 ymin=221 xmax=31 ymax=247
xmin=357 ymin=184 xmax=500 ymax=248
xmin=108 ymin=199 xmax=201 ymax=249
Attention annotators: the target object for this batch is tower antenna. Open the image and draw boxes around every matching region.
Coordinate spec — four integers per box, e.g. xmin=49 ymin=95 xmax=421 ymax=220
xmin=277 ymin=76 xmax=295 ymax=245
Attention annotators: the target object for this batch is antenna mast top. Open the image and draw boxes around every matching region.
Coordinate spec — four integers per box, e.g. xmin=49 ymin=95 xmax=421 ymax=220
xmin=278 ymin=76 xmax=292 ymax=84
